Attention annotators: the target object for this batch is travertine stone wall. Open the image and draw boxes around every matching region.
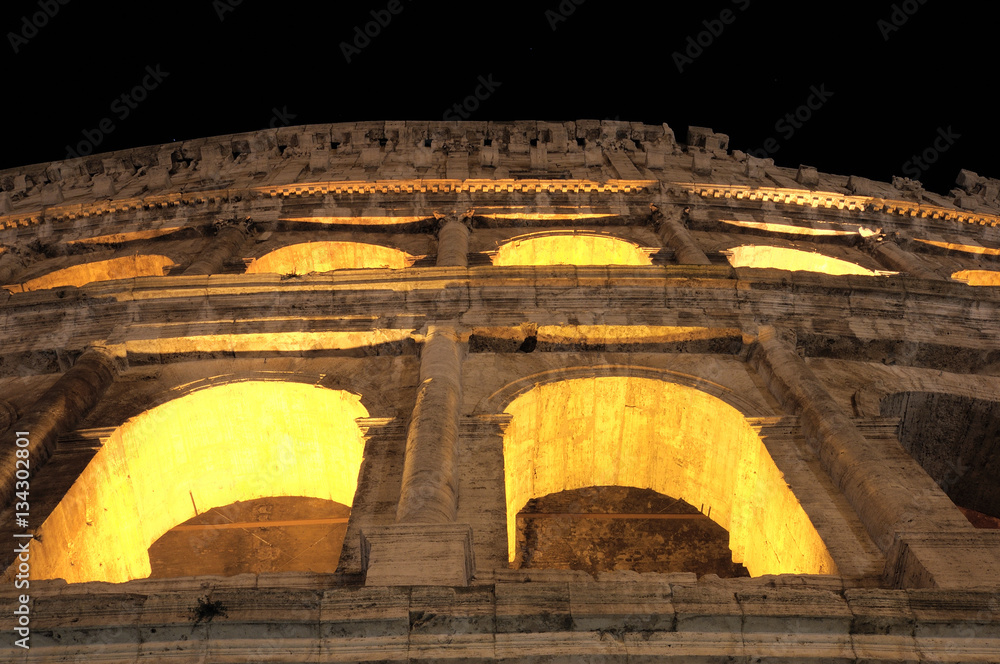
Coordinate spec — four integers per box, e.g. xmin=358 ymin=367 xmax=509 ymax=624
xmin=1 ymin=120 xmax=999 ymax=661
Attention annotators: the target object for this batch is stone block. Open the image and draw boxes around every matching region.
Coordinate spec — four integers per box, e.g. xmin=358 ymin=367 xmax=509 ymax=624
xmin=495 ymin=581 xmax=572 ymax=633
xmin=321 ymin=586 xmax=410 ymax=638
xmin=569 ymin=581 xmax=674 ymax=632
xmin=146 ymin=165 xmax=172 ymax=191
xmin=362 ymin=523 xmax=475 ymax=587
xmin=691 ymin=152 xmax=713 ymax=176
xmin=797 ymin=164 xmax=820 ymax=186
xmin=92 ymin=174 xmax=116 ymax=197
xmin=408 ymin=585 xmax=495 ymax=634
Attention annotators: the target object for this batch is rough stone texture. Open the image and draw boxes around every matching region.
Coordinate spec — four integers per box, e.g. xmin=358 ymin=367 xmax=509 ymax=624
xmin=0 ymin=120 xmax=999 ymax=660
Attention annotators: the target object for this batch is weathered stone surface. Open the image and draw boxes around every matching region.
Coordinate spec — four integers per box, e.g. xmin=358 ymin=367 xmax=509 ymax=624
xmin=0 ymin=119 xmax=998 ymax=661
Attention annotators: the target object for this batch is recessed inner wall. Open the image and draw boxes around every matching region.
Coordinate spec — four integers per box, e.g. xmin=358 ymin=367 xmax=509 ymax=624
xmin=514 ymin=486 xmax=751 ymax=578
xmin=148 ymin=496 xmax=350 ymax=577
xmin=501 ymin=376 xmax=836 ymax=576
xmin=24 ymin=381 xmax=368 ymax=583
xmin=246 ymin=241 xmax=411 ymax=274
xmin=881 ymin=391 xmax=1000 ymax=519
xmin=17 ymin=255 xmax=177 ymax=290
xmin=492 ymin=233 xmax=651 ymax=266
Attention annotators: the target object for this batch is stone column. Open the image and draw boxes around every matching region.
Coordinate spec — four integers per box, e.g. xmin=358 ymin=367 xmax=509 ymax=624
xmin=0 ymin=346 xmax=117 ymax=508
xmin=362 ymin=325 xmax=475 ymax=586
xmin=436 ymin=216 xmax=471 ymax=267
xmin=182 ymin=219 xmax=252 ymax=276
xmin=749 ymin=327 xmax=1000 ymax=588
xmin=396 ymin=325 xmax=463 ymax=523
xmin=651 ymin=205 xmax=711 ymax=265
xmin=865 ymin=235 xmax=942 ymax=280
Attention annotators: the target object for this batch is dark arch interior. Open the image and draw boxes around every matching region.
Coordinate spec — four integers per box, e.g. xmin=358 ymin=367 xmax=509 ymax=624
xmin=881 ymin=392 xmax=1000 ymax=527
xmin=148 ymin=496 xmax=350 ymax=577
xmin=513 ymin=486 xmax=750 ymax=578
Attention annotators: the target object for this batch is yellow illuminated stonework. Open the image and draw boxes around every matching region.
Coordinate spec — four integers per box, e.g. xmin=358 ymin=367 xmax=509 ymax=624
xmin=10 ymin=255 xmax=177 ymax=291
xmin=246 ymin=241 xmax=414 ymax=274
xmin=726 ymin=245 xmax=888 ymax=276
xmin=492 ymin=232 xmax=652 ymax=266
xmin=951 ymin=269 xmax=1000 ymax=286
xmin=26 ymin=381 xmax=369 ymax=583
xmin=502 ymin=376 xmax=836 ymax=576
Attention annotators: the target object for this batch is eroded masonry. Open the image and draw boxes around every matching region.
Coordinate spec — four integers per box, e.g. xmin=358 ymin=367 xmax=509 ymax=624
xmin=0 ymin=120 xmax=998 ymax=662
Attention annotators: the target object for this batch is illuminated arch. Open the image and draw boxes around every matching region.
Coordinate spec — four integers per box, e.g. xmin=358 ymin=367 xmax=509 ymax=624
xmin=951 ymin=270 xmax=1000 ymax=286
xmin=726 ymin=245 xmax=888 ymax=276
xmin=502 ymin=376 xmax=835 ymax=576
xmin=27 ymin=381 xmax=369 ymax=583
xmin=246 ymin=241 xmax=413 ymax=274
xmin=492 ymin=232 xmax=652 ymax=266
xmin=18 ymin=255 xmax=176 ymax=291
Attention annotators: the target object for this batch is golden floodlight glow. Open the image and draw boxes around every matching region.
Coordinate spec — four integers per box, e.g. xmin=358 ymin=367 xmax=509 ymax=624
xmin=246 ymin=241 xmax=414 ymax=274
xmin=914 ymin=238 xmax=1000 ymax=257
xmin=726 ymin=245 xmax=889 ymax=276
xmin=280 ymin=216 xmax=428 ymax=226
xmin=951 ymin=270 xmax=1000 ymax=286
xmin=13 ymin=255 xmax=177 ymax=291
xmin=478 ymin=213 xmax=619 ymax=221
xmin=492 ymin=233 xmax=652 ymax=266
xmin=502 ymin=377 xmax=835 ymax=576
xmin=718 ymin=218 xmax=875 ymax=237
xmin=24 ymin=381 xmax=369 ymax=583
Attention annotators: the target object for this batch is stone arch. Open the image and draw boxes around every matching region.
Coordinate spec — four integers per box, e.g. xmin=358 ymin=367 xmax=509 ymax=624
xmin=725 ymin=244 xmax=890 ymax=276
xmin=499 ymin=375 xmax=836 ymax=576
xmin=144 ymin=370 xmax=396 ymax=420
xmin=15 ymin=255 xmax=177 ymax=291
xmin=245 ymin=241 xmax=414 ymax=274
xmin=879 ymin=390 xmax=1000 ymax=525
xmin=491 ymin=231 xmax=653 ymax=266
xmin=24 ymin=381 xmax=370 ymax=583
xmin=951 ymin=269 xmax=1000 ymax=286
xmin=475 ymin=364 xmax=771 ymax=418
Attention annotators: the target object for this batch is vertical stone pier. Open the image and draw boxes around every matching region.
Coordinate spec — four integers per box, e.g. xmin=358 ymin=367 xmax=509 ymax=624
xmin=651 ymin=205 xmax=711 ymax=265
xmin=750 ymin=326 xmax=1000 ymax=588
xmin=183 ymin=220 xmax=251 ymax=276
xmin=362 ymin=325 xmax=475 ymax=586
xmin=0 ymin=346 xmax=117 ymax=508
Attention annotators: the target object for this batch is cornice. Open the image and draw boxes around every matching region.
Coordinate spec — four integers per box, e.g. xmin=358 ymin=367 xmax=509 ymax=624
xmin=5 ymin=179 xmax=1000 ymax=234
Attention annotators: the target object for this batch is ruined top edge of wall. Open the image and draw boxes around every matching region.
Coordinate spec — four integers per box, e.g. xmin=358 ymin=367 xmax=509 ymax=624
xmin=0 ymin=121 xmax=996 ymax=217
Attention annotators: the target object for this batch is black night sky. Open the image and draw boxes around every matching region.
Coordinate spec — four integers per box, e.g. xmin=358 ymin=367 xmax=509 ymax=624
xmin=0 ymin=0 xmax=995 ymax=196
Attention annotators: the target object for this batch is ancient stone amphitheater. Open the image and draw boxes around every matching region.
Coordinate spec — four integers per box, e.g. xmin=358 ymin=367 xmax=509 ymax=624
xmin=0 ymin=120 xmax=998 ymax=662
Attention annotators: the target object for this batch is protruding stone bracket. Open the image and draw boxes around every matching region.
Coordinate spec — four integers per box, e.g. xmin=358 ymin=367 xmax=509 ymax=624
xmin=650 ymin=204 xmax=711 ymax=265
xmin=886 ymin=531 xmax=1000 ymax=590
xmin=861 ymin=231 xmax=943 ymax=280
xmin=183 ymin=217 xmax=255 ymax=276
xmin=361 ymin=523 xmax=475 ymax=586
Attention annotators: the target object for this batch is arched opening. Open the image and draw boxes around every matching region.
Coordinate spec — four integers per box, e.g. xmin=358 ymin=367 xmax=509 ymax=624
xmin=514 ymin=486 xmax=750 ymax=577
xmin=951 ymin=270 xmax=1000 ymax=286
xmin=246 ymin=241 xmax=413 ymax=274
xmin=725 ymin=245 xmax=888 ymax=276
xmin=881 ymin=391 xmax=1000 ymax=528
xmin=16 ymin=255 xmax=176 ymax=291
xmin=21 ymin=381 xmax=369 ymax=583
xmin=492 ymin=232 xmax=652 ymax=266
xmin=502 ymin=376 xmax=835 ymax=576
